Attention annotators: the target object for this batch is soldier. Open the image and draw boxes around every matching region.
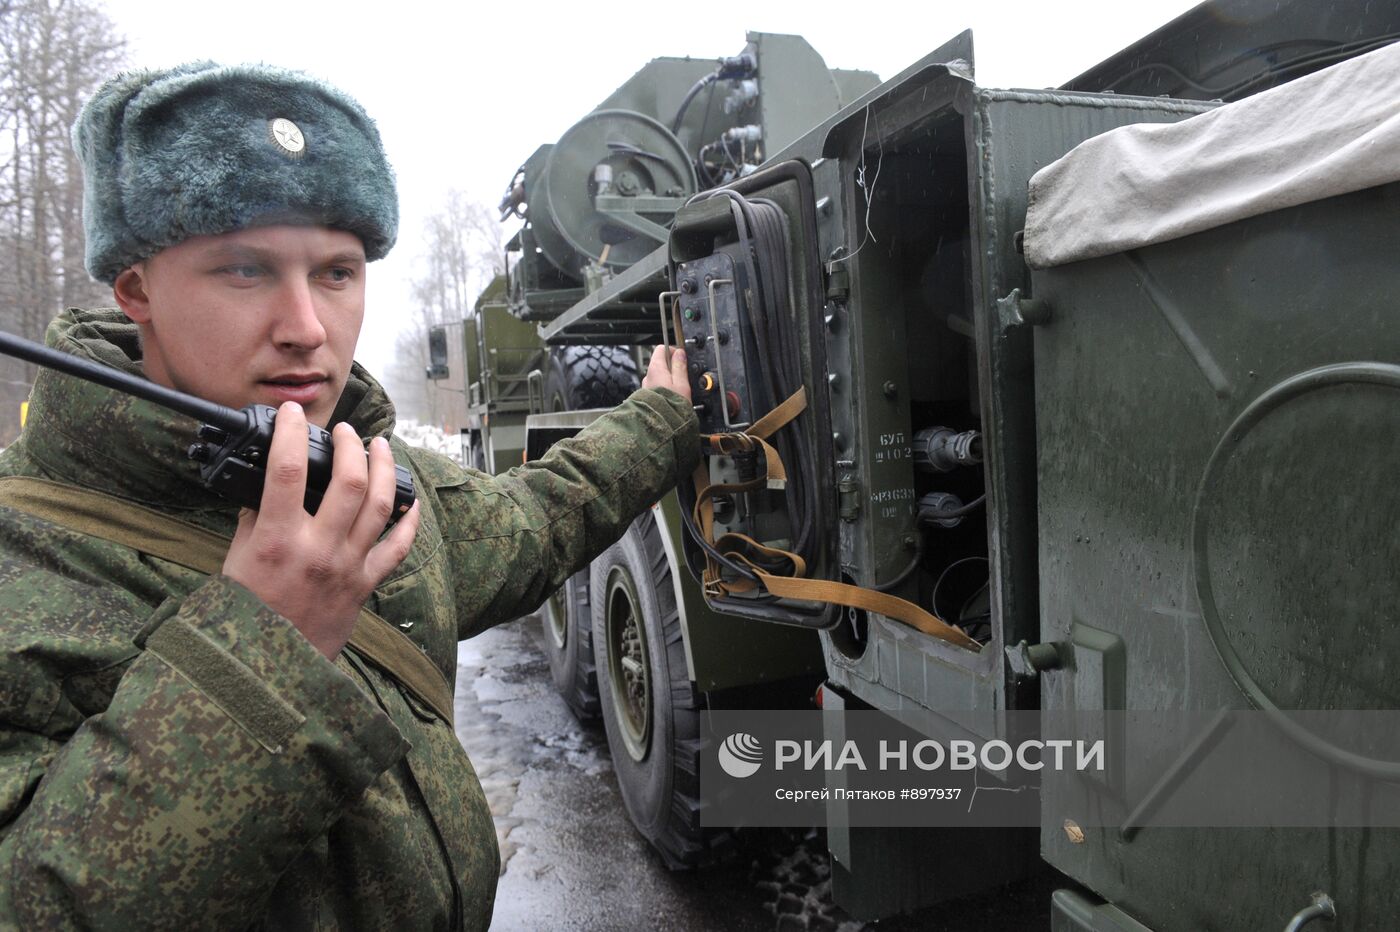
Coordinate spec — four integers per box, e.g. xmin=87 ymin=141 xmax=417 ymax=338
xmin=0 ymin=63 xmax=695 ymax=928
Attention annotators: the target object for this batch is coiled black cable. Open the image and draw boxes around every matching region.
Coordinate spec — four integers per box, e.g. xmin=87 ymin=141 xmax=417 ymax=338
xmin=674 ymin=187 xmax=818 ymax=597
xmin=703 ymin=189 xmax=816 ymax=565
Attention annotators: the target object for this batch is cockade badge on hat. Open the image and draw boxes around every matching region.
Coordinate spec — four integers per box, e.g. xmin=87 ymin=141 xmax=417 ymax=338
xmin=270 ymin=117 xmax=305 ymax=157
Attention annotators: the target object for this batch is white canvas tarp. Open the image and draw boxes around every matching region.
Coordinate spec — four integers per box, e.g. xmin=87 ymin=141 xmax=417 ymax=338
xmin=1023 ymin=39 xmax=1400 ymax=269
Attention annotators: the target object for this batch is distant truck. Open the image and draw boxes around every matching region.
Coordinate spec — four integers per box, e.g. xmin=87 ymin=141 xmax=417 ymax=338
xmin=432 ymin=3 xmax=1400 ymax=926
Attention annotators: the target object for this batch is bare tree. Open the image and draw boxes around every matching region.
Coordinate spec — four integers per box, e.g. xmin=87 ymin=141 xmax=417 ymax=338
xmin=0 ymin=0 xmax=125 ymax=443
xmin=384 ymin=192 xmax=508 ymax=425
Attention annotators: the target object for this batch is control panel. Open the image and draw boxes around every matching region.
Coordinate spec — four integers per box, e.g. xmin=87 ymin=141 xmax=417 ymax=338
xmin=673 ymin=249 xmax=761 ymax=434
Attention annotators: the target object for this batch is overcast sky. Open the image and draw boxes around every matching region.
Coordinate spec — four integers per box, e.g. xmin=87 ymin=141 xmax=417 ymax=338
xmin=100 ymin=0 xmax=1203 ymax=381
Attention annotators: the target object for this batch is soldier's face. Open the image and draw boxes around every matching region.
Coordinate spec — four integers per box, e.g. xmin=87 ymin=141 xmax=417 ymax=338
xmin=113 ymin=225 xmax=367 ymax=427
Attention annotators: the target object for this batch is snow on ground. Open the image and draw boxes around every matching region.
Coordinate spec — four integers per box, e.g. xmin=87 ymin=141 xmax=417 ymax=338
xmin=396 ymin=419 xmax=463 ymax=465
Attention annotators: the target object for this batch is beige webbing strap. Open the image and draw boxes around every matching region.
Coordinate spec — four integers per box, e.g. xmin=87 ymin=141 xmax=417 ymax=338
xmin=745 ymin=386 xmax=808 ymax=441
xmin=0 ymin=476 xmax=456 ymax=725
xmin=692 ymin=389 xmax=982 ymax=652
xmin=754 ymin=572 xmax=982 ymax=651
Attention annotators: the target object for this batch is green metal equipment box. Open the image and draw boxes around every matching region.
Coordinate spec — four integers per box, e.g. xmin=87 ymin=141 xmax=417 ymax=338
xmin=1026 ymin=41 xmax=1400 ymax=928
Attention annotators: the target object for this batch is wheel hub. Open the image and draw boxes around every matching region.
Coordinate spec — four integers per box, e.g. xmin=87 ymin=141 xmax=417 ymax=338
xmin=605 ymin=565 xmax=651 ymax=761
xmin=545 ymin=586 xmax=568 ymax=650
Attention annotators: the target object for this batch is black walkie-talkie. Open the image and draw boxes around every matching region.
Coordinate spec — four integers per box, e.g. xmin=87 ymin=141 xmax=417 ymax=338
xmin=0 ymin=330 xmax=415 ymax=527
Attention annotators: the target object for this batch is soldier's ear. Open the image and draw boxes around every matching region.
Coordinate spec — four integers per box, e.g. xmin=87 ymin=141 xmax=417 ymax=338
xmin=112 ymin=263 xmax=152 ymax=324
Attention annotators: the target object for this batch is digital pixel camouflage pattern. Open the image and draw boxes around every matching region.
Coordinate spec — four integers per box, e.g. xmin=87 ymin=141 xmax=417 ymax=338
xmin=0 ymin=307 xmax=699 ymax=930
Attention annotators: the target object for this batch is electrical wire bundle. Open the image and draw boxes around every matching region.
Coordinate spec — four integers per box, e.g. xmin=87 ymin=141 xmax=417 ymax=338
xmin=674 ymin=188 xmax=819 ymax=606
xmin=696 ymin=140 xmax=740 ymax=189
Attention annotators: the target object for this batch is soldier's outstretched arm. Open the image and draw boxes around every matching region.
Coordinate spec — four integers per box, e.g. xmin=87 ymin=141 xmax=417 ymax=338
xmin=430 ymin=348 xmax=698 ymax=640
xmin=0 ymin=567 xmax=408 ymax=928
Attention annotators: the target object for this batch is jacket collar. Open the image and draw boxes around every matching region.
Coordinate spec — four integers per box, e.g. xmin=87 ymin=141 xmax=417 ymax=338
xmin=16 ymin=307 xmax=397 ymax=529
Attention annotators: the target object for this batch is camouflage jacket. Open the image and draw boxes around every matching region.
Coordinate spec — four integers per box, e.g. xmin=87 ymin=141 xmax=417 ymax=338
xmin=0 ymin=308 xmax=699 ymax=930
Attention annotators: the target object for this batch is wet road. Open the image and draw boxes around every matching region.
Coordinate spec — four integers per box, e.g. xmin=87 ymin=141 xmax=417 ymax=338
xmin=455 ymin=616 xmax=1055 ymax=931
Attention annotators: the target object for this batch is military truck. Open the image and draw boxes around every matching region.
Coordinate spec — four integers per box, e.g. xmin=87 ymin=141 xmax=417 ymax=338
xmin=437 ymin=2 xmax=1400 ymax=925
xmin=426 ymin=32 xmax=878 ymax=861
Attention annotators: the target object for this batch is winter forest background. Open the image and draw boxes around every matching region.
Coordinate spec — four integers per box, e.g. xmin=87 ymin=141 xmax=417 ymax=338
xmin=0 ymin=0 xmax=503 ymax=445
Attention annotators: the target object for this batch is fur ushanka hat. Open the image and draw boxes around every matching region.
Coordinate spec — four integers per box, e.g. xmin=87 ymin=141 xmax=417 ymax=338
xmin=73 ymin=61 xmax=398 ymax=284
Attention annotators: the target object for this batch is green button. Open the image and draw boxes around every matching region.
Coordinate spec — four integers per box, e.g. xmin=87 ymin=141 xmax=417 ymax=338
xmin=684 ymin=307 xmax=701 ymax=321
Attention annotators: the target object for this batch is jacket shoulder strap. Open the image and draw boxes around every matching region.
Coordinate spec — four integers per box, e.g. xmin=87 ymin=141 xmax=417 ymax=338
xmin=0 ymin=475 xmax=455 ymax=725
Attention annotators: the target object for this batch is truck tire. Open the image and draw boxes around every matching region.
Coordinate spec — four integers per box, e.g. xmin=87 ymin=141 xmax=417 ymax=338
xmin=545 ymin=345 xmax=640 ymax=412
xmin=540 ymin=345 xmax=641 ymax=720
xmin=591 ymin=510 xmax=723 ymax=868
xmin=540 ymin=570 xmax=600 ymax=720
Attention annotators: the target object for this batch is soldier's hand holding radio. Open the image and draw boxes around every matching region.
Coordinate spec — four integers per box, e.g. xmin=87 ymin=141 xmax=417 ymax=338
xmin=222 ymin=401 xmax=421 ymax=659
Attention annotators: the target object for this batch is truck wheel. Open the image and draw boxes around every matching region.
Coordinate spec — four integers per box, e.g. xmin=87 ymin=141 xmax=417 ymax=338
xmin=592 ymin=510 xmax=720 ymax=868
xmin=545 ymin=345 xmax=641 ymax=411
xmin=540 ymin=570 xmax=600 ymax=720
xmin=540 ymin=345 xmax=641 ymax=718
